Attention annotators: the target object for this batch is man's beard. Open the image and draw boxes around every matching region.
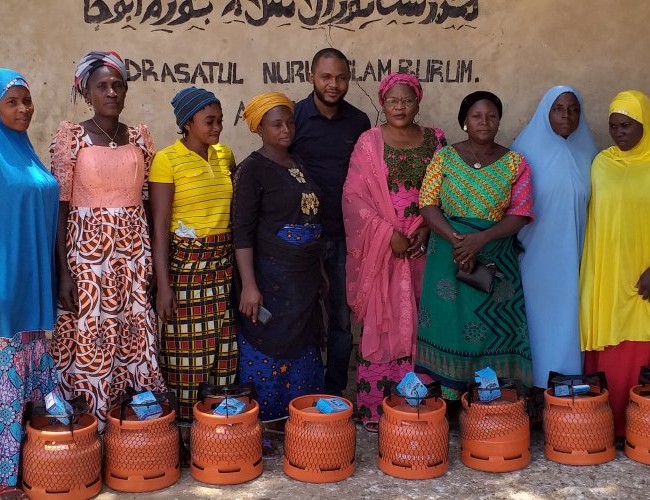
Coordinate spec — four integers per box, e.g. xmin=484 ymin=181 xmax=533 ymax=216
xmin=314 ymin=86 xmax=345 ymax=108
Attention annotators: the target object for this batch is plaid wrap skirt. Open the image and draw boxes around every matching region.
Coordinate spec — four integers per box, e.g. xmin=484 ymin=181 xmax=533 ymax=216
xmin=159 ymin=233 xmax=237 ymax=425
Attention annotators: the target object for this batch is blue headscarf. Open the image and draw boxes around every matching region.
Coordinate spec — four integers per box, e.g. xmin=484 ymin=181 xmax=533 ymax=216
xmin=0 ymin=68 xmax=59 ymax=338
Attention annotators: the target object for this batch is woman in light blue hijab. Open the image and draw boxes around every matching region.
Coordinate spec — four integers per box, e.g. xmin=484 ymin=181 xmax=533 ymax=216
xmin=0 ymin=68 xmax=59 ymax=492
xmin=512 ymin=86 xmax=597 ymax=389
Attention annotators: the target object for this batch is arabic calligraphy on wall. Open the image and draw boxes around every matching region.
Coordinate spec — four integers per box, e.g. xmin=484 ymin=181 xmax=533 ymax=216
xmin=84 ymin=0 xmax=479 ymax=31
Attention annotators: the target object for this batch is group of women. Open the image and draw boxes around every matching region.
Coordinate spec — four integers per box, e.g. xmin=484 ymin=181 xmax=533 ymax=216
xmin=0 ymin=50 xmax=328 ymax=491
xmin=1 ymin=48 xmax=650 ymax=493
xmin=344 ymin=73 xmax=650 ymax=445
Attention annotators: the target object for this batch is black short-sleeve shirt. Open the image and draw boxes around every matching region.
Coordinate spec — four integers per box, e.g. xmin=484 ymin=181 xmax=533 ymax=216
xmin=290 ymin=93 xmax=371 ymax=240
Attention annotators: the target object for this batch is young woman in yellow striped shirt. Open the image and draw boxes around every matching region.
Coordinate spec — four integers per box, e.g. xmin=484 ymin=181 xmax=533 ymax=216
xmin=149 ymin=87 xmax=238 ymax=452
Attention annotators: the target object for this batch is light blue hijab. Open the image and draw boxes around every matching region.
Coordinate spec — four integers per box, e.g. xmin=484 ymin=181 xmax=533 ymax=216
xmin=512 ymin=85 xmax=597 ymax=387
xmin=0 ymin=68 xmax=59 ymax=339
xmin=512 ymin=86 xmax=597 ymax=199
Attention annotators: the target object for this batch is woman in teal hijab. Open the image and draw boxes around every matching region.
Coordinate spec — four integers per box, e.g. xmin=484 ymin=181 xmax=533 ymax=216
xmin=0 ymin=69 xmax=59 ymax=492
xmin=512 ymin=86 xmax=597 ymax=389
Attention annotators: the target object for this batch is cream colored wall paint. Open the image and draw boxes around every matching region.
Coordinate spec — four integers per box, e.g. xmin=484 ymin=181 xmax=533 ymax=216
xmin=1 ymin=0 xmax=648 ymax=161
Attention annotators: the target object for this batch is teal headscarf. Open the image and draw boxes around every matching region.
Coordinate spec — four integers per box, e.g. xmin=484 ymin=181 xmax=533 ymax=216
xmin=0 ymin=68 xmax=59 ymax=338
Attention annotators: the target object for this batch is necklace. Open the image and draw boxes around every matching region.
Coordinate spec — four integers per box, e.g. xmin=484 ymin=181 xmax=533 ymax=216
xmin=260 ymin=150 xmax=306 ymax=183
xmin=466 ymin=142 xmax=486 ymax=169
xmin=91 ymin=119 xmax=121 ymax=149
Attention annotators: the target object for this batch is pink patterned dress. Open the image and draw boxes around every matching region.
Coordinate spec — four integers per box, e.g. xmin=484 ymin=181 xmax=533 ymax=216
xmin=49 ymin=121 xmax=166 ymax=431
xmin=344 ymin=126 xmax=446 ymax=426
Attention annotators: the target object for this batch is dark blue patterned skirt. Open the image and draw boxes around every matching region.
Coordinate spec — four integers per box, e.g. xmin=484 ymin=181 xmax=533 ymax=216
xmin=239 ymin=336 xmax=323 ymax=422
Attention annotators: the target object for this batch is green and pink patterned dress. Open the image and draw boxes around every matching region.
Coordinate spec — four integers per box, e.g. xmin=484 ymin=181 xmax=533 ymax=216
xmin=416 ymin=146 xmax=533 ymax=400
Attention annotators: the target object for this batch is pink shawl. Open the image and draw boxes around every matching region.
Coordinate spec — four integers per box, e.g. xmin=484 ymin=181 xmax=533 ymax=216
xmin=343 ymin=127 xmax=423 ymax=364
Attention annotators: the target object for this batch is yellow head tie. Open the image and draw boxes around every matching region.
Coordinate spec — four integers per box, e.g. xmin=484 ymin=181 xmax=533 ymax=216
xmin=243 ymin=92 xmax=294 ymax=133
xmin=609 ymin=90 xmax=645 ymax=124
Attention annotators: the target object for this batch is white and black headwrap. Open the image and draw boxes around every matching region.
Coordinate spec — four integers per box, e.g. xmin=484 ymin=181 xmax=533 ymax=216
xmin=72 ymin=50 xmax=128 ymax=102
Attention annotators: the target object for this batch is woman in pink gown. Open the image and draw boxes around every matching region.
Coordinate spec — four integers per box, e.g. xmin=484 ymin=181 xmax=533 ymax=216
xmin=343 ymin=73 xmax=446 ymax=431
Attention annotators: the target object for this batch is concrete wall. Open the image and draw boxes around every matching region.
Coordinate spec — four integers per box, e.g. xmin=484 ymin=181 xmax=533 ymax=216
xmin=1 ymin=0 xmax=648 ymax=161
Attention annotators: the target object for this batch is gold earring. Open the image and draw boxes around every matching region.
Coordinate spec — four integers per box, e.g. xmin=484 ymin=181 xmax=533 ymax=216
xmin=86 ymin=100 xmax=93 ymax=111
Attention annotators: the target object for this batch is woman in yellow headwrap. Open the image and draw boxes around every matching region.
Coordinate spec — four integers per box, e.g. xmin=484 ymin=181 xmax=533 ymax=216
xmin=580 ymin=90 xmax=650 ymax=439
xmin=233 ymin=92 xmax=325 ymax=428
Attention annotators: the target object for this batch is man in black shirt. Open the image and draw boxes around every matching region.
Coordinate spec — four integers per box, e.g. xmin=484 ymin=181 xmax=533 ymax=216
xmin=291 ymin=48 xmax=371 ymax=395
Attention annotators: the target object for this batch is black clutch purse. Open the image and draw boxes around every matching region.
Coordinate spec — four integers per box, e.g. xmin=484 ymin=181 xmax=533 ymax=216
xmin=456 ymin=262 xmax=498 ymax=294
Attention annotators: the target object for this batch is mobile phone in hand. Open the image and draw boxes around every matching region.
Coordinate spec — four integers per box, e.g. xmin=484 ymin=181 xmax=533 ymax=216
xmin=257 ymin=305 xmax=272 ymax=325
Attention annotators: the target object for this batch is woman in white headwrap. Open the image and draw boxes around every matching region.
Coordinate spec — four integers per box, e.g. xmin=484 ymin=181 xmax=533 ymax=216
xmin=49 ymin=51 xmax=166 ymax=432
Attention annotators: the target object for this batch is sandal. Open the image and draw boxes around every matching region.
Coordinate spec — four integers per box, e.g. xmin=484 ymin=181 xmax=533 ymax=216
xmin=0 ymin=486 xmax=27 ymax=499
xmin=363 ymin=421 xmax=379 ymax=433
xmin=615 ymin=436 xmax=626 ymax=451
xmin=262 ymin=437 xmax=282 ymax=459
xmin=179 ymin=440 xmax=191 ymax=468
xmin=178 ymin=430 xmax=191 ymax=468
xmin=264 ymin=419 xmax=286 ymax=435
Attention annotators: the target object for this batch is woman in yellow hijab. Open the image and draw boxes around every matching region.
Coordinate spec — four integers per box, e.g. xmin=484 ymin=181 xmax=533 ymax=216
xmin=232 ymin=92 xmax=325 ymax=439
xmin=580 ymin=90 xmax=650 ymax=439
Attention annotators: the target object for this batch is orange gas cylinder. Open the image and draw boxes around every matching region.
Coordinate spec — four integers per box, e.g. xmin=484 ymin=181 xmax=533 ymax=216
xmin=190 ymin=396 xmax=263 ymax=485
xmin=283 ymin=395 xmax=356 ymax=483
xmin=22 ymin=413 xmax=102 ymax=499
xmin=378 ymin=395 xmax=448 ymax=479
xmin=543 ymin=388 xmax=615 ymax=465
xmin=625 ymin=384 xmax=650 ymax=465
xmin=104 ymin=399 xmax=180 ymax=492
xmin=460 ymin=388 xmax=531 ymax=472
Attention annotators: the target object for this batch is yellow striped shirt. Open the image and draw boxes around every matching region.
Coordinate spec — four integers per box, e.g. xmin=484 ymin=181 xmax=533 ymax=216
xmin=149 ymin=139 xmax=234 ymax=236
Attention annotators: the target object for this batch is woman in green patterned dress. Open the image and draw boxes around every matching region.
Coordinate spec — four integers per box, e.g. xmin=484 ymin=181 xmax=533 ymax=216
xmin=416 ymin=91 xmax=533 ymax=407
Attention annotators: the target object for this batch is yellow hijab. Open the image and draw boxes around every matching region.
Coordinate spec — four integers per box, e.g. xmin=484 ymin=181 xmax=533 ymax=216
xmin=602 ymin=90 xmax=650 ymax=165
xmin=243 ymin=92 xmax=294 ymax=133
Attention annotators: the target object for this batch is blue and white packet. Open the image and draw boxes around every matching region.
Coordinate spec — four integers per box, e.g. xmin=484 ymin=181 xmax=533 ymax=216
xmin=475 ymin=366 xmax=501 ymax=402
xmin=554 ymin=384 xmax=590 ymax=397
xmin=397 ymin=372 xmax=428 ymax=405
xmin=45 ymin=392 xmax=74 ymax=425
xmin=213 ymin=397 xmax=246 ymax=416
xmin=131 ymin=391 xmax=163 ymax=420
xmin=316 ymin=397 xmax=349 ymax=413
